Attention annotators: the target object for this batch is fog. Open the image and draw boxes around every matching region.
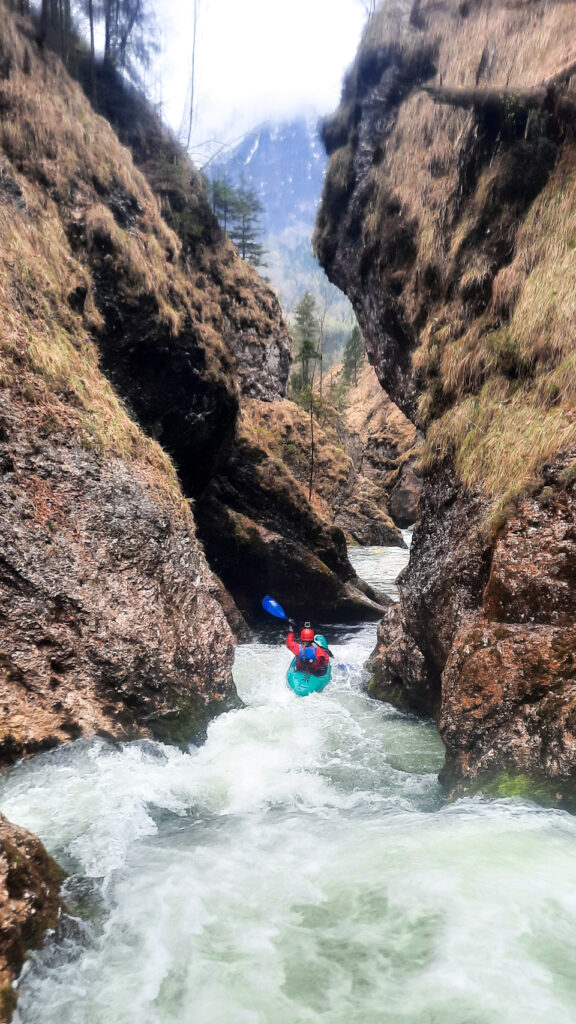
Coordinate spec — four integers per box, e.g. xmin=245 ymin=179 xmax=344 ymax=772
xmin=157 ymin=0 xmax=367 ymax=161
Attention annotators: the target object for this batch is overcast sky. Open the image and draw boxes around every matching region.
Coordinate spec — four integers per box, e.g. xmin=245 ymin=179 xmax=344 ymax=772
xmin=157 ymin=0 xmax=367 ymax=162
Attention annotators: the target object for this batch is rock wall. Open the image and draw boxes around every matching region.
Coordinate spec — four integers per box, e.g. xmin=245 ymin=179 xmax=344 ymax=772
xmin=0 ymin=814 xmax=63 ymax=1020
xmin=316 ymin=0 xmax=576 ymax=798
xmin=329 ymin=362 xmax=421 ymax=535
xmin=69 ymin=37 xmax=371 ymax=622
xmin=197 ymin=400 xmax=389 ymax=620
xmin=0 ymin=389 xmax=238 ymax=765
xmin=0 ymin=3 xmax=247 ymax=765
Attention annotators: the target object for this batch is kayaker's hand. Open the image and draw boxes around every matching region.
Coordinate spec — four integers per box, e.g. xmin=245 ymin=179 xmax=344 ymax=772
xmin=288 ymin=618 xmax=296 ymax=633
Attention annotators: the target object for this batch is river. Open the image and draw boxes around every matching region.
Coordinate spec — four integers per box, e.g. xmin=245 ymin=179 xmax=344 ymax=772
xmin=3 ymin=543 xmax=576 ymax=1023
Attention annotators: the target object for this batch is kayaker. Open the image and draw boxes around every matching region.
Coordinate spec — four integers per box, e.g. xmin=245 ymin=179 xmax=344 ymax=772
xmin=286 ymin=620 xmax=330 ymax=677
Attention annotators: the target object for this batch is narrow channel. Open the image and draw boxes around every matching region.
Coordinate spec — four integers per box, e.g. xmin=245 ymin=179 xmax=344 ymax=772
xmin=3 ymin=543 xmax=576 ymax=1023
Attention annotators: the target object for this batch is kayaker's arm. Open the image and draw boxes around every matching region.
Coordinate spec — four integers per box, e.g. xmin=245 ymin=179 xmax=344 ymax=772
xmin=286 ymin=631 xmax=300 ymax=658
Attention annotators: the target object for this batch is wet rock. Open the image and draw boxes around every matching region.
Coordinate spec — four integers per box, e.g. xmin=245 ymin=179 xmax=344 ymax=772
xmin=0 ymin=395 xmax=238 ymax=766
xmin=441 ymin=481 xmax=576 ymax=793
xmin=367 ymin=604 xmax=439 ymax=717
xmin=0 ymin=814 xmax=63 ymax=1022
xmin=341 ymin=363 xmax=421 ymax=533
xmin=334 ymin=476 xmax=406 ymax=547
xmin=197 ymin=457 xmax=389 ymax=622
xmin=388 ymin=463 xmax=421 ymax=528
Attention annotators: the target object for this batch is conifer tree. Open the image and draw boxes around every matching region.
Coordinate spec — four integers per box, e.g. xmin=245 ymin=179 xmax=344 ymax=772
xmin=343 ymin=324 xmax=364 ymax=386
xmin=293 ymin=291 xmax=321 ymax=392
xmin=211 ymin=178 xmax=238 ymax=234
xmin=228 ymin=185 xmax=266 ymax=267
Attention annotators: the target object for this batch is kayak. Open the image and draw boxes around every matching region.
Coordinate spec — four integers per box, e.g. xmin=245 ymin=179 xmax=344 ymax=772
xmin=286 ymin=658 xmax=332 ymax=697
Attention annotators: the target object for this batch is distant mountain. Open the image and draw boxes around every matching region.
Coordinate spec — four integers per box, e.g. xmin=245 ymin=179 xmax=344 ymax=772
xmin=212 ymin=118 xmax=325 ymax=240
xmin=211 ymin=118 xmax=355 ymax=348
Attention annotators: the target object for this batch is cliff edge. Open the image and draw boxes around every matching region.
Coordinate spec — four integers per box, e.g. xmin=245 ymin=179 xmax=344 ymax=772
xmin=316 ymin=0 xmax=576 ymax=800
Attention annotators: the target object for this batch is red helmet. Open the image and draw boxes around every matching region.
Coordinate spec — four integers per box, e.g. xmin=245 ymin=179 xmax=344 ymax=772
xmin=300 ymin=626 xmax=314 ymax=643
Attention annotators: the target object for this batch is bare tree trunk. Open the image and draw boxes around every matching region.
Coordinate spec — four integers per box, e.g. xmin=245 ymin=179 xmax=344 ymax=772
xmin=38 ymin=0 xmax=48 ymax=45
xmin=88 ymin=0 xmax=96 ymax=96
xmin=318 ymin=299 xmax=327 ymax=402
xmin=104 ymin=0 xmax=113 ymax=60
xmin=186 ymin=0 xmax=199 ymax=149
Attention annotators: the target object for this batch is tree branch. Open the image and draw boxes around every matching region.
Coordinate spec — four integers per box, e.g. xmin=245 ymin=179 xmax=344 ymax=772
xmin=421 ymin=83 xmax=576 ymax=122
xmin=543 ymin=56 xmax=576 ymax=89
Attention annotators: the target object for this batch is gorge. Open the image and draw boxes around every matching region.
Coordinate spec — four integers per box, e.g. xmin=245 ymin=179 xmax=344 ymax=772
xmin=1 ymin=0 xmax=576 ymax=1019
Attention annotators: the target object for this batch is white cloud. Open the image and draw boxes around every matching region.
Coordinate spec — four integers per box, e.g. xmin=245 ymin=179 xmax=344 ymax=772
xmin=157 ymin=0 xmax=366 ymax=157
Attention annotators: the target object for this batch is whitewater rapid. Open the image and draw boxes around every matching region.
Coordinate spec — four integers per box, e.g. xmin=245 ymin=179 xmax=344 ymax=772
xmin=2 ymin=542 xmax=576 ymax=1023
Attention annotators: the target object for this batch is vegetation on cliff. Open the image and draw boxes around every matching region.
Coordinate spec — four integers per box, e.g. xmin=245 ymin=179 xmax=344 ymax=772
xmin=316 ymin=0 xmax=576 ymax=527
xmin=315 ymin=0 xmax=576 ymax=794
xmin=0 ymin=0 xmax=276 ymax=766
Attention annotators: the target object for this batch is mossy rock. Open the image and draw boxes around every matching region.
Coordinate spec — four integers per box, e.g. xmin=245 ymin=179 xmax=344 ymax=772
xmin=0 ymin=985 xmax=17 ymax=1022
xmin=147 ymin=691 xmax=242 ymax=748
xmin=463 ymin=770 xmax=575 ymax=810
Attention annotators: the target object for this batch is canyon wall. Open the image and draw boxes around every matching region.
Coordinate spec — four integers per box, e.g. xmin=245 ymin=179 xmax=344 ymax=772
xmin=0 ymin=2 xmax=385 ymax=1000
xmin=316 ymin=0 xmax=576 ymax=799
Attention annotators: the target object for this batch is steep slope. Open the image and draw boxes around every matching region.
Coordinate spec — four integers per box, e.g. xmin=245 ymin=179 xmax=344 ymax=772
xmin=326 ymin=361 xmax=421 ymax=535
xmin=196 ymin=396 xmax=390 ymax=620
xmin=0 ymin=5 xmax=242 ymax=759
xmin=316 ymin=0 xmax=576 ymax=799
xmin=208 ymin=360 xmax=421 ymax=597
xmin=0 ymin=0 xmax=383 ymax=776
xmin=77 ymin=56 xmax=380 ymax=623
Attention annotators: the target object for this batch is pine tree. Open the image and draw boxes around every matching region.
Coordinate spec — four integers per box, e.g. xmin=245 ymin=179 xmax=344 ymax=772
xmin=293 ymin=291 xmax=321 ymax=393
xmin=343 ymin=324 xmax=364 ymax=386
xmin=211 ymin=178 xmax=238 ymax=234
xmin=228 ymin=185 xmax=266 ymax=267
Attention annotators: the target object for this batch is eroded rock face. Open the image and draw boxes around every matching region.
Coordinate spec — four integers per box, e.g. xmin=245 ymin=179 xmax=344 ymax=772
xmin=368 ymin=470 xmax=490 ymax=706
xmin=337 ymin=363 xmax=421 ymax=534
xmin=196 ymin=403 xmax=389 ymax=621
xmin=0 ymin=814 xmax=63 ymax=1021
xmin=441 ymin=477 xmax=576 ymax=795
xmin=316 ymin=0 xmax=576 ymax=795
xmin=0 ymin=394 xmax=238 ymax=766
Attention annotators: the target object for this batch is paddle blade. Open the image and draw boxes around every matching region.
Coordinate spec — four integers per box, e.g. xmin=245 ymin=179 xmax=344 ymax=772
xmin=262 ymin=595 xmax=288 ymax=620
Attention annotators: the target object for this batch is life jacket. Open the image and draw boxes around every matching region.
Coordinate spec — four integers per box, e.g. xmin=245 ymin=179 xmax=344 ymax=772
xmin=296 ymin=644 xmax=328 ymax=677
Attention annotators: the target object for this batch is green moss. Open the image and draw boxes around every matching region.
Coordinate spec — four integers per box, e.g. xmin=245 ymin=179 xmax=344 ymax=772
xmin=148 ymin=691 xmax=241 ymax=748
xmin=367 ymin=675 xmax=410 ymax=713
xmin=469 ymin=771 xmax=566 ymax=807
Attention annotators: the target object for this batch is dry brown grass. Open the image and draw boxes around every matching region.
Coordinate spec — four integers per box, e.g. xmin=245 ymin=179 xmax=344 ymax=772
xmin=0 ymin=0 xmax=282 ymax=513
xmin=0 ymin=2 xmax=269 ymax=381
xmin=0 ymin=285 xmax=181 ymax=499
xmin=318 ymin=0 xmax=576 ymax=528
xmin=420 ymin=142 xmax=576 ymax=519
xmin=0 ymin=5 xmax=198 ymax=503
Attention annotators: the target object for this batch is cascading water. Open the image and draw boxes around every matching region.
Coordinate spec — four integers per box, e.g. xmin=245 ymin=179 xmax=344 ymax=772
xmin=3 ymin=542 xmax=576 ymax=1023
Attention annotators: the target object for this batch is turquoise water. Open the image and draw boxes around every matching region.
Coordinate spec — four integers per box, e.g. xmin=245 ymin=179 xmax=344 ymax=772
xmin=2 ymin=544 xmax=576 ymax=1023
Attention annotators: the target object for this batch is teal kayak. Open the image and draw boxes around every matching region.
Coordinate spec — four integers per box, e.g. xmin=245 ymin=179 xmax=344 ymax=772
xmin=286 ymin=658 xmax=332 ymax=697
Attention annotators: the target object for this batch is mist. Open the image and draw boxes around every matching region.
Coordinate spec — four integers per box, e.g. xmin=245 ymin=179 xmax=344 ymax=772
xmin=157 ymin=0 xmax=367 ymax=160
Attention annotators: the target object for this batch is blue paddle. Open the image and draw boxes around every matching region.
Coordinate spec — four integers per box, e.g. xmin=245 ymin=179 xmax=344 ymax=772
xmin=262 ymin=595 xmax=288 ymax=620
xmin=262 ymin=596 xmax=337 ymax=658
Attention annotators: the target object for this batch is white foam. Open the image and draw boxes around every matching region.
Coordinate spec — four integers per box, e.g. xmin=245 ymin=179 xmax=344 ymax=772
xmin=3 ymin=547 xmax=576 ymax=1023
